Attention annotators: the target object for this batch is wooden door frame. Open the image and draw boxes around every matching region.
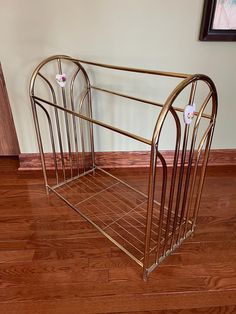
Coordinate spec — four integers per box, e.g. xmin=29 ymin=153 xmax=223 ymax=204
xmin=0 ymin=62 xmax=20 ymax=156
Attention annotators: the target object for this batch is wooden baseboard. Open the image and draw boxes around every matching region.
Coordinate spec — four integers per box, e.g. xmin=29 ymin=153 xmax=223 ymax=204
xmin=18 ymin=149 xmax=236 ymax=170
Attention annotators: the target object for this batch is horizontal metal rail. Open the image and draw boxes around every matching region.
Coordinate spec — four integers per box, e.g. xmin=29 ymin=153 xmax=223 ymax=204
xmin=91 ymin=85 xmax=212 ymax=119
xmin=71 ymin=57 xmax=191 ymax=79
xmin=32 ymin=95 xmax=152 ymax=146
xmin=91 ymin=85 xmax=164 ymax=108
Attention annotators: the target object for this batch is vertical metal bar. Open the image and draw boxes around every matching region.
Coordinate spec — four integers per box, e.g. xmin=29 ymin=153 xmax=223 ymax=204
xmin=38 ymin=73 xmax=62 ymax=183
xmin=154 ymin=153 xmax=168 ymax=264
xmin=78 ymin=63 xmax=95 ymax=171
xmin=176 ymin=136 xmax=196 ymax=242
xmin=54 ymin=107 xmax=66 ymax=180
xmin=191 ymin=85 xmax=217 ymax=232
xmin=183 ymin=154 xmax=199 ymax=234
xmin=175 ymin=82 xmax=197 ymax=242
xmin=87 ymin=87 xmax=96 ymax=169
xmin=168 ymin=82 xmax=196 ymax=249
xmin=177 ymin=137 xmax=199 ymax=241
xmin=35 ymin=101 xmax=59 ymax=185
xmin=182 ymin=92 xmax=213 ymax=237
xmin=57 ymin=58 xmax=73 ymax=178
xmin=38 ymin=72 xmax=66 ymax=181
xmin=159 ymin=109 xmax=181 ymax=259
xmin=191 ymin=125 xmax=214 ymax=231
xmin=78 ymin=92 xmax=88 ymax=173
xmin=78 ymin=89 xmax=91 ymax=173
xmin=182 ymin=124 xmax=213 ymax=237
xmin=70 ymin=67 xmax=81 ymax=176
xmin=169 ymin=124 xmax=189 ymax=249
xmin=143 ymin=145 xmax=158 ymax=281
xmin=30 ymin=98 xmax=49 ymax=193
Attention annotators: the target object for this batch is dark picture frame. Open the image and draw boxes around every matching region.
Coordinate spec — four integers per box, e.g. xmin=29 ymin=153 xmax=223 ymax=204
xmin=199 ymin=0 xmax=236 ymax=41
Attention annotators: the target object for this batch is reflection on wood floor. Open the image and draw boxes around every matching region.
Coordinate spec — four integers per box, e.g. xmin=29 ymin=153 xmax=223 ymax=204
xmin=0 ymin=157 xmax=236 ymax=313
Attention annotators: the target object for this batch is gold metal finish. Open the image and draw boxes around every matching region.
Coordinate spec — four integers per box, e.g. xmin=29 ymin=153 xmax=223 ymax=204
xmin=32 ymin=95 xmax=152 ymax=145
xmin=29 ymin=55 xmax=218 ymax=280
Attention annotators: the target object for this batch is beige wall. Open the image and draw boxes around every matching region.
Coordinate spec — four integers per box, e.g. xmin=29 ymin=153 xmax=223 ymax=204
xmin=0 ymin=0 xmax=235 ymax=153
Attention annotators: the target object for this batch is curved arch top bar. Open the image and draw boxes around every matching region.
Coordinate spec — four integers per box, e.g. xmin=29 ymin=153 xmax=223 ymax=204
xmin=29 ymin=55 xmax=217 ymax=280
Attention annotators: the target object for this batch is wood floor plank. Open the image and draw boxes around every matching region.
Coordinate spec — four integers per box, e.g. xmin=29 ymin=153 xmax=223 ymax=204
xmin=0 ymin=290 xmax=236 ymax=313
xmin=0 ymin=250 xmax=35 ymax=264
xmin=110 ymin=306 xmax=236 ymax=313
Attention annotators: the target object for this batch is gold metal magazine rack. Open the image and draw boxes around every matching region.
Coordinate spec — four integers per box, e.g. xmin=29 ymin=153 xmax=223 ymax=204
xmin=29 ymin=55 xmax=217 ymax=280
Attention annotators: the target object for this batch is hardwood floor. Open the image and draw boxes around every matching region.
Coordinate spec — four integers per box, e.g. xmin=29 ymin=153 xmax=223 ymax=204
xmin=0 ymin=157 xmax=236 ymax=313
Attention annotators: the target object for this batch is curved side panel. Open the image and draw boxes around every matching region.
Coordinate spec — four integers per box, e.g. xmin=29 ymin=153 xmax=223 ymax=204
xmin=29 ymin=55 xmax=95 ymax=188
xmin=144 ymin=75 xmax=218 ymax=276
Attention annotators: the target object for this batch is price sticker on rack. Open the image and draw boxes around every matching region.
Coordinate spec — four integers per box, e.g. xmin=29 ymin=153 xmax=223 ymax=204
xmin=183 ymin=103 xmax=196 ymax=125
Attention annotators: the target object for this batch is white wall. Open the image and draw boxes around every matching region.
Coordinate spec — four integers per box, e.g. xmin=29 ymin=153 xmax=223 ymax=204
xmin=0 ymin=0 xmax=235 ymax=152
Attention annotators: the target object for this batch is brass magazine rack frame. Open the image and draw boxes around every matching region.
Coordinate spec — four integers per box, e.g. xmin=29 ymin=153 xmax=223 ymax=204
xmin=29 ymin=55 xmax=217 ymax=280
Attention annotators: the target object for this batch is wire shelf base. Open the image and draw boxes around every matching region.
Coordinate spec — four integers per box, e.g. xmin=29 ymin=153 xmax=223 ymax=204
xmin=50 ymin=167 xmax=192 ymax=270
